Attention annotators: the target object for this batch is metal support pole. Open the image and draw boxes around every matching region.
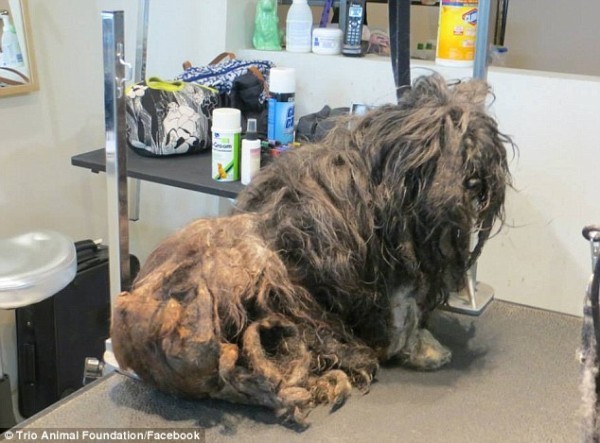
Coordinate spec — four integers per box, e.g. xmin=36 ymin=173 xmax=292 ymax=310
xmin=134 ymin=0 xmax=150 ymax=84
xmin=102 ymin=10 xmax=131 ymax=303
xmin=494 ymin=0 xmax=509 ymax=46
xmin=339 ymin=0 xmax=347 ymax=37
xmin=473 ymin=0 xmax=491 ymax=81
xmin=445 ymin=0 xmax=494 ymax=315
xmin=128 ymin=0 xmax=150 ymax=222
xmin=388 ymin=0 xmax=412 ymax=100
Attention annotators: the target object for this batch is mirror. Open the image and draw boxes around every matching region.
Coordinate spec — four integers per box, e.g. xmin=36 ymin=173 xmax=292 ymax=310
xmin=0 ymin=0 xmax=37 ymax=97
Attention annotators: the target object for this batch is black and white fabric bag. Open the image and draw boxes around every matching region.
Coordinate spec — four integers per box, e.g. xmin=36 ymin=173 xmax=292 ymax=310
xmin=125 ymin=77 xmax=219 ymax=157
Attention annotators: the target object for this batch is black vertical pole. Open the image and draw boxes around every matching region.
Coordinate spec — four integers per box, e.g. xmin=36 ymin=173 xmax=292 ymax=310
xmin=388 ymin=0 xmax=411 ymax=102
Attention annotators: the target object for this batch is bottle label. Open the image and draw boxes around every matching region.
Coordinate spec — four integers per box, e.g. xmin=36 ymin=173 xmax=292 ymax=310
xmin=436 ymin=0 xmax=478 ymax=63
xmin=287 ymin=20 xmax=313 ymax=48
xmin=267 ymin=95 xmax=295 ymax=144
xmin=241 ymin=144 xmax=262 ymax=185
xmin=212 ymin=131 xmax=240 ymax=181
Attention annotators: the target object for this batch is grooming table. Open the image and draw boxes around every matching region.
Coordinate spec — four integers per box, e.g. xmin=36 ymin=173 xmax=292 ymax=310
xmin=4 ymin=301 xmax=581 ymax=442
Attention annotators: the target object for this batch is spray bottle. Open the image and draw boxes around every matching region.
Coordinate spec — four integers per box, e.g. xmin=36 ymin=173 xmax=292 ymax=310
xmin=0 ymin=10 xmax=24 ymax=68
xmin=267 ymin=67 xmax=296 ymax=145
xmin=241 ymin=119 xmax=261 ymax=185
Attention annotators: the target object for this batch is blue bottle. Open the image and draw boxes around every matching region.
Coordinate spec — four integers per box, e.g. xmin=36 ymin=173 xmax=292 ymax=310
xmin=267 ymin=67 xmax=295 ymax=144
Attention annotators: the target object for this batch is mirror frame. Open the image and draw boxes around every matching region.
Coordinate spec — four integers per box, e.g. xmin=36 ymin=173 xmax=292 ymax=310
xmin=0 ymin=0 xmax=38 ymax=97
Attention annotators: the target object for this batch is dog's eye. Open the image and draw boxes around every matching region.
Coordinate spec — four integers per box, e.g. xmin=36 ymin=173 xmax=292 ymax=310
xmin=465 ymin=177 xmax=482 ymax=194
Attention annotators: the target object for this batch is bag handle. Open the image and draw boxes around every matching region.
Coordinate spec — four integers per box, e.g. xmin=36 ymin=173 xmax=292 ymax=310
xmin=181 ymin=52 xmax=237 ymax=72
xmin=181 ymin=53 xmax=264 ymax=84
xmin=0 ymin=67 xmax=30 ymax=86
xmin=247 ymin=66 xmax=264 ymax=83
xmin=208 ymin=52 xmax=236 ymax=65
xmin=180 ymin=53 xmax=267 ymax=96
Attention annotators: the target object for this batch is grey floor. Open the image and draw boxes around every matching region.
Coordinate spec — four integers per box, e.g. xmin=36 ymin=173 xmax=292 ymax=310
xmin=7 ymin=301 xmax=583 ymax=443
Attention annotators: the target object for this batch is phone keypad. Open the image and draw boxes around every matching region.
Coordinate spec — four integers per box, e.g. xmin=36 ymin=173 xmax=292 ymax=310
xmin=347 ymin=20 xmax=361 ymax=44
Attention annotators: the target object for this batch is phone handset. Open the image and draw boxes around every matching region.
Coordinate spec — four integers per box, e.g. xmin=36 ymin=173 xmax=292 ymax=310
xmin=342 ymin=0 xmax=366 ymax=57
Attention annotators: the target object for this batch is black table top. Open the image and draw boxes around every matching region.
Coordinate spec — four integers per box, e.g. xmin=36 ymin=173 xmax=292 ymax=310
xmin=6 ymin=302 xmax=582 ymax=441
xmin=71 ymin=149 xmax=244 ymax=199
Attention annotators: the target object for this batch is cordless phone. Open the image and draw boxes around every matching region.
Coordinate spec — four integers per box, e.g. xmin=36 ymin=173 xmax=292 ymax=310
xmin=342 ymin=0 xmax=366 ymax=57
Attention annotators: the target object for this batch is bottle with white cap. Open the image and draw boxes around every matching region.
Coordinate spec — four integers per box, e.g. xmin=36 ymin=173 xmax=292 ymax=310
xmin=267 ymin=67 xmax=296 ymax=145
xmin=211 ymin=108 xmax=241 ymax=182
xmin=285 ymin=0 xmax=313 ymax=53
xmin=241 ymin=119 xmax=261 ymax=185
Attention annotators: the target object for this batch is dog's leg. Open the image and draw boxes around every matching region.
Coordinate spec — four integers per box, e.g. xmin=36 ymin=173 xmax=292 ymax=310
xmin=400 ymin=327 xmax=452 ymax=370
xmin=305 ymin=326 xmax=379 ymax=393
xmin=214 ymin=317 xmax=362 ymax=423
xmin=386 ymin=286 xmax=452 ymax=370
xmin=309 ymin=369 xmax=352 ymax=408
xmin=210 ymin=316 xmax=316 ymax=424
xmin=213 ymin=343 xmax=313 ymax=424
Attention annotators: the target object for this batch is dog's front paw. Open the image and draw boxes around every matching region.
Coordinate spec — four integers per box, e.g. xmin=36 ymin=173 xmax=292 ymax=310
xmin=310 ymin=369 xmax=352 ymax=407
xmin=401 ymin=328 xmax=452 ymax=371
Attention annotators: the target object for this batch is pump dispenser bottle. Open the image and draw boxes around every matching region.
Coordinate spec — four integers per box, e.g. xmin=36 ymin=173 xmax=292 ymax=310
xmin=241 ymin=119 xmax=261 ymax=185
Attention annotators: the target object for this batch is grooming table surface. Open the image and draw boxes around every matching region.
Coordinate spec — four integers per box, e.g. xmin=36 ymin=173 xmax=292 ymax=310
xmin=10 ymin=301 xmax=582 ymax=442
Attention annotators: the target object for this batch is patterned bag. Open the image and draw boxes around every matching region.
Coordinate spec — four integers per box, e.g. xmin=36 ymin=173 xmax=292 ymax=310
xmin=177 ymin=53 xmax=274 ymax=138
xmin=177 ymin=52 xmax=273 ymax=100
xmin=125 ymin=77 xmax=219 ymax=157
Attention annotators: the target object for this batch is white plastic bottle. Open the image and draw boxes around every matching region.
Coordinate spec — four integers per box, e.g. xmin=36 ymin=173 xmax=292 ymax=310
xmin=286 ymin=0 xmax=313 ymax=53
xmin=0 ymin=11 xmax=24 ymax=67
xmin=241 ymin=119 xmax=261 ymax=185
xmin=211 ymin=108 xmax=241 ymax=182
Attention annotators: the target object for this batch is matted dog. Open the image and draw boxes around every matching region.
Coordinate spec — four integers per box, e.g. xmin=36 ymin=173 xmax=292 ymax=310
xmin=111 ymin=74 xmax=512 ymax=424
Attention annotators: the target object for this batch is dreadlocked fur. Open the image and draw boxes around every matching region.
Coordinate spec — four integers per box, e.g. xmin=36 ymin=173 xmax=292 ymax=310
xmin=111 ymin=74 xmax=513 ymax=425
xmin=580 ymin=226 xmax=600 ymax=441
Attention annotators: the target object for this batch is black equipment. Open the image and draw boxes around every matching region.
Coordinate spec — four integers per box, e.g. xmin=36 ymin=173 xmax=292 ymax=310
xmin=15 ymin=240 xmax=139 ymax=418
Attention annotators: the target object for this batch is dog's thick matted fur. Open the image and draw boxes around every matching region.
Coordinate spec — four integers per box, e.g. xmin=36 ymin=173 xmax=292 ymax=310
xmin=111 ymin=74 xmax=512 ymax=424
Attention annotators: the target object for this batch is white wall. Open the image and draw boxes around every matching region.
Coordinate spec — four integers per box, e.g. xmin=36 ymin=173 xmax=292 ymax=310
xmin=504 ymin=0 xmax=600 ymax=76
xmin=479 ymin=69 xmax=600 ymax=314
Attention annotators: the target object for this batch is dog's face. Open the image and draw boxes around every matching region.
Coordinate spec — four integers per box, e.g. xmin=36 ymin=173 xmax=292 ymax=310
xmin=351 ymin=76 xmax=512 ymax=297
xmin=460 ymin=112 xmax=512 ymax=266
xmin=408 ymin=121 xmax=509 ymax=295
